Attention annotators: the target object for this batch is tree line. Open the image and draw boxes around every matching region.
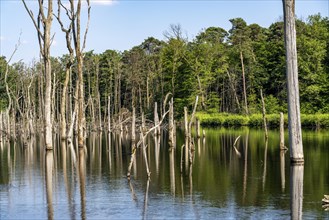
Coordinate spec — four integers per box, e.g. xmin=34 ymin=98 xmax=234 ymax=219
xmin=0 ymin=13 xmax=328 ymax=142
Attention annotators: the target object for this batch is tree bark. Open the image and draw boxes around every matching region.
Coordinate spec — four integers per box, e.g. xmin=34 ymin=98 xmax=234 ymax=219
xmin=260 ymin=89 xmax=268 ymax=140
xmin=154 ymin=102 xmax=160 ymax=136
xmin=240 ymin=50 xmax=248 ymax=115
xmin=283 ymin=0 xmax=304 ymax=163
xmin=280 ymin=112 xmax=285 ymax=149
xmin=22 ymin=0 xmax=53 ymax=150
xmin=168 ymin=98 xmax=175 ymax=148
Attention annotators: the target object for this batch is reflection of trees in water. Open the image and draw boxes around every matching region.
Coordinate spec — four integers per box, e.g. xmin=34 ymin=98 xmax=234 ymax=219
xmin=1 ymin=129 xmax=329 ymax=218
xmin=45 ymin=151 xmax=54 ymax=220
xmin=78 ymin=148 xmax=86 ymax=220
xmin=290 ymin=164 xmax=304 ymax=220
xmin=280 ymin=150 xmax=287 ymax=192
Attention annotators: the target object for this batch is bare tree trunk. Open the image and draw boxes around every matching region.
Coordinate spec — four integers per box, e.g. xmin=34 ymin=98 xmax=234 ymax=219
xmin=280 ymin=112 xmax=285 ymax=149
xmin=139 ymin=85 xmax=143 ymax=115
xmin=131 ymin=107 xmax=136 ymax=143
xmin=226 ymin=70 xmax=241 ymax=112
xmin=146 ymin=76 xmax=150 ymax=110
xmin=154 ymin=102 xmax=159 ymax=136
xmin=4 ymin=38 xmax=20 ymax=138
xmin=260 ymin=89 xmax=268 ymax=140
xmin=196 ymin=75 xmax=206 ymax=110
xmin=114 ymin=70 xmax=118 ymax=115
xmin=22 ymin=0 xmax=54 ymax=150
xmin=60 ymin=66 xmax=70 ymax=139
xmin=188 ymin=96 xmax=199 ymax=164
xmin=77 ymin=57 xmax=85 ymax=148
xmin=168 ymin=98 xmax=174 ymax=148
xmin=38 ymin=72 xmax=44 ymax=127
xmin=240 ymin=50 xmax=248 ymax=115
xmin=196 ymin=118 xmax=200 ymax=139
xmin=184 ymin=107 xmax=189 ymax=167
xmin=70 ymin=0 xmax=91 ymax=148
xmin=0 ymin=113 xmax=3 ymax=143
xmin=108 ymin=95 xmax=111 ymax=132
xmin=283 ymin=0 xmax=303 ymax=163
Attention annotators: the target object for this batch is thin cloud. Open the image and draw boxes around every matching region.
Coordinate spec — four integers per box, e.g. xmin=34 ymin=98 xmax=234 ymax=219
xmin=0 ymin=36 xmax=5 ymax=41
xmin=90 ymin=0 xmax=117 ymax=6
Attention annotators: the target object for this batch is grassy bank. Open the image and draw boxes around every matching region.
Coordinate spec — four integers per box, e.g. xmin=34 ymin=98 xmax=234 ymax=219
xmin=196 ymin=112 xmax=329 ymax=129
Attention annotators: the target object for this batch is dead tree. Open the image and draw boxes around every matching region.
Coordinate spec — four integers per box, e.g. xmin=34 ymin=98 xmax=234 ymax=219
xmin=280 ymin=112 xmax=286 ymax=150
xmin=260 ymin=89 xmax=268 ymax=140
xmin=57 ymin=0 xmax=91 ymax=147
xmin=187 ymin=96 xmax=199 ymax=164
xmin=55 ymin=0 xmax=75 ymax=140
xmin=127 ymin=109 xmax=170 ymax=178
xmin=168 ymin=98 xmax=175 ymax=148
xmin=282 ymin=0 xmax=304 ymax=163
xmin=22 ymin=0 xmax=54 ymax=150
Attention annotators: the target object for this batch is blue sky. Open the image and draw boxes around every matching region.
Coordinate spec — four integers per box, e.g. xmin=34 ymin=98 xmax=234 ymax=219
xmin=1 ymin=0 xmax=328 ymax=64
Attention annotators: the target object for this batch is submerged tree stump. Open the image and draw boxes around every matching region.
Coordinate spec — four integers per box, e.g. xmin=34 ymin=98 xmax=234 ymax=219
xmin=323 ymin=195 xmax=329 ymax=211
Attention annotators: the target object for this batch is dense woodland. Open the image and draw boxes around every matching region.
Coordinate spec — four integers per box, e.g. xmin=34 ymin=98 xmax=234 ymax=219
xmin=1 ymin=14 xmax=329 ymax=137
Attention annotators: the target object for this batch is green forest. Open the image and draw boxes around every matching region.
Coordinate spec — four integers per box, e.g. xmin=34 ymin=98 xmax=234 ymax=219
xmin=1 ymin=14 xmax=329 ymax=126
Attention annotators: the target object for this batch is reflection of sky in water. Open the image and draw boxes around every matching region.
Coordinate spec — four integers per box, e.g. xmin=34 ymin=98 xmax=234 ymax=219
xmin=0 ymin=129 xmax=328 ymax=219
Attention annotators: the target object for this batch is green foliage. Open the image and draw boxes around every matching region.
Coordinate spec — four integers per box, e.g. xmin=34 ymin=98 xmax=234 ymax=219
xmin=0 ymin=56 xmax=8 ymax=110
xmin=4 ymin=14 xmax=329 ymax=124
xmin=197 ymin=112 xmax=329 ymax=128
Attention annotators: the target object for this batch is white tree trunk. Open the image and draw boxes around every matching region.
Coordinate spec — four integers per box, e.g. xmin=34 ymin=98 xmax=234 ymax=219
xmin=283 ymin=0 xmax=303 ymax=163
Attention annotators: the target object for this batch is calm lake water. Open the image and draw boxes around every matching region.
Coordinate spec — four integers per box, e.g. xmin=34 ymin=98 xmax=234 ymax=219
xmin=0 ymin=128 xmax=328 ymax=219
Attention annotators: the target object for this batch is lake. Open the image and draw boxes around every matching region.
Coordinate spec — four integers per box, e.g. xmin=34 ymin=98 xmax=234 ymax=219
xmin=0 ymin=128 xmax=328 ymax=219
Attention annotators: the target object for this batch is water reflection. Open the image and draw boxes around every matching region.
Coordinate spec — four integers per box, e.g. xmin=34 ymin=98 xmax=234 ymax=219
xmin=242 ymin=131 xmax=249 ymax=204
xmin=142 ymin=179 xmax=150 ymax=220
xmin=169 ymin=147 xmax=175 ymax=195
xmin=78 ymin=148 xmax=86 ymax=220
xmin=262 ymin=140 xmax=268 ymax=191
xmin=280 ymin=150 xmax=287 ymax=192
xmin=290 ymin=164 xmax=304 ymax=220
xmin=45 ymin=151 xmax=54 ymax=220
xmin=0 ymin=128 xmax=328 ymax=219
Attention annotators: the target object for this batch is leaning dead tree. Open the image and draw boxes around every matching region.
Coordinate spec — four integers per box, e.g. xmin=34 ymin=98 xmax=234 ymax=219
xmin=2 ymin=35 xmax=21 ymax=140
xmin=127 ymin=93 xmax=172 ymax=179
xmin=282 ymin=0 xmax=304 ymax=163
xmin=22 ymin=0 xmax=54 ymax=150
